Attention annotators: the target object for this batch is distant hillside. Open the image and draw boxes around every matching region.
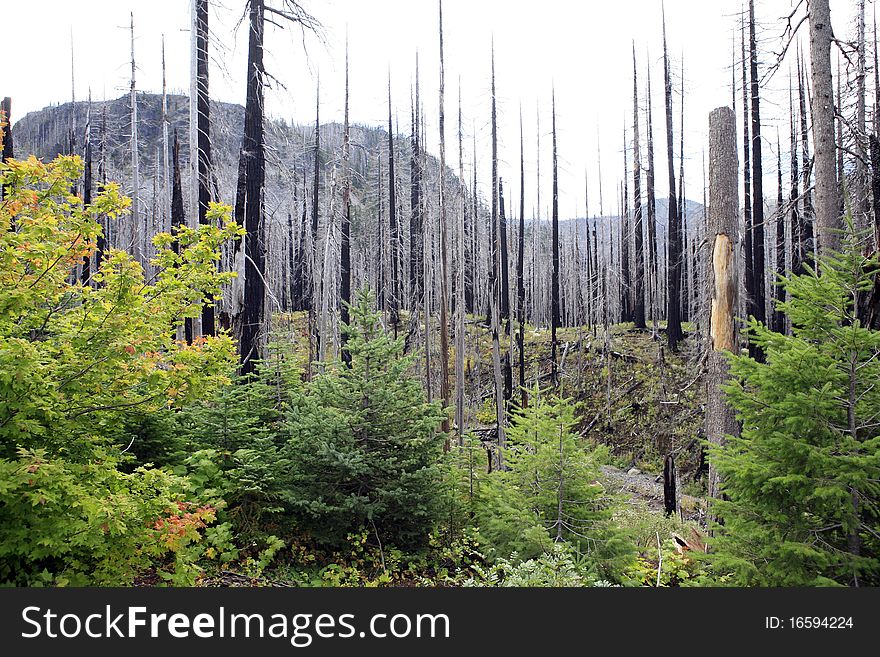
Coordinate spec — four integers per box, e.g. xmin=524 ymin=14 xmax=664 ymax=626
xmin=13 ymin=94 xmax=702 ymax=233
xmin=11 ymin=93 xmax=418 ymax=217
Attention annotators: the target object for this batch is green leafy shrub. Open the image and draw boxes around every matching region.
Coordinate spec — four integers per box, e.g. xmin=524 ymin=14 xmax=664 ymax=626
xmin=0 ymin=155 xmax=240 ymax=585
xmin=0 ymin=448 xmax=212 ymax=585
xmin=0 ymin=156 xmax=240 ymax=461
xmin=463 ymin=543 xmax=613 ymax=587
xmin=626 ymin=538 xmax=703 ymax=587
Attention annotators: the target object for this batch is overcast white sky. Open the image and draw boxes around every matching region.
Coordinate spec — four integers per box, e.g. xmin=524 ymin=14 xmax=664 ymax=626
xmin=4 ymin=0 xmax=861 ymax=218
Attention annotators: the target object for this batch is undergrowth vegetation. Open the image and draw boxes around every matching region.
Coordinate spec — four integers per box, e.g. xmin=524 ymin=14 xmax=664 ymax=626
xmin=2 ymin=156 xmax=876 ymax=587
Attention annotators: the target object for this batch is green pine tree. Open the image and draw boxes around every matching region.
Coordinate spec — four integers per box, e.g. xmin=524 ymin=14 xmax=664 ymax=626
xmin=173 ymin=344 xmax=303 ymax=539
xmin=710 ymin=222 xmax=880 ymax=586
xmin=180 ymin=340 xmax=300 ymax=454
xmin=475 ymin=388 xmax=633 ymax=580
xmin=283 ymin=287 xmax=447 ymax=548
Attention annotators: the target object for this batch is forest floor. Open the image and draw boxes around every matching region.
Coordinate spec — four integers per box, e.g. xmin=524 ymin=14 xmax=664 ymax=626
xmin=461 ymin=316 xmax=710 ymax=490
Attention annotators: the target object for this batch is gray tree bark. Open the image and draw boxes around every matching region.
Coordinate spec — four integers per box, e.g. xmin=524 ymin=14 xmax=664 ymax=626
xmin=455 ymin=86 xmax=466 ymax=444
xmin=646 ymin=59 xmax=659 ymax=337
xmin=194 ymin=0 xmax=213 ymax=337
xmin=809 ymin=0 xmax=841 ymax=255
xmin=130 ymin=13 xmax=142 ymax=266
xmin=632 ymin=44 xmax=646 ymax=329
xmin=706 ymin=106 xmax=741 ymax=503
xmin=491 ymin=51 xmax=506 ymax=466
xmin=551 ymin=89 xmax=560 ymax=382
xmin=438 ymin=0 xmax=451 ymax=441
xmin=340 ymin=40 xmax=352 ymax=366
xmin=856 ymin=0 xmax=868 ymax=226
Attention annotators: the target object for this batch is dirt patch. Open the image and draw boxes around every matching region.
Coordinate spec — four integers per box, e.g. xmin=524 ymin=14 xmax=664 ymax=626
xmin=599 ymin=464 xmax=706 ymax=523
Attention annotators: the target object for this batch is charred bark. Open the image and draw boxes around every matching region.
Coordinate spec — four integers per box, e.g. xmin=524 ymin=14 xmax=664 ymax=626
xmin=239 ymin=0 xmax=267 ymax=376
xmin=663 ymin=8 xmax=683 ymax=350
xmin=195 ymin=0 xmax=215 ymax=336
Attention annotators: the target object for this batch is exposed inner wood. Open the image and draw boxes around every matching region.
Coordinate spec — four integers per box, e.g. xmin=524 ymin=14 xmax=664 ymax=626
xmin=710 ymin=232 xmax=735 ymax=353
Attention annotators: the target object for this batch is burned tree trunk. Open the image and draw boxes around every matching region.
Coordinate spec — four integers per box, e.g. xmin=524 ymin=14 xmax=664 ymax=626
xmin=499 ymin=181 xmax=511 ymax=332
xmin=583 ymin=173 xmax=594 ymax=333
xmin=499 ymin=179 xmax=513 ymax=414
xmin=678 ymin=68 xmax=688 ymax=325
xmin=388 ymin=76 xmax=400 ymax=330
xmin=96 ymin=104 xmax=107 ymax=264
xmin=295 ymin=173 xmax=307 ymax=310
xmin=809 ymin=0 xmax=841 ymax=256
xmin=194 ymin=0 xmax=215 ymax=336
xmin=464 ymin=144 xmax=475 ymax=315
xmin=490 ymin=45 xmax=506 ymax=465
xmin=171 ymin=130 xmax=188 ymax=343
xmin=873 ymin=10 xmax=880 ymax=250
xmin=861 ymin=133 xmax=880 ymax=329
xmin=856 ymin=0 xmax=869 ymax=227
xmin=592 ymin=223 xmax=600 ymax=334
xmin=663 ymin=9 xmax=683 ymax=350
xmin=663 ymin=454 xmax=677 ymax=517
xmin=470 ymin=135 xmax=482 ymax=314
xmin=632 ymin=44 xmax=646 ymax=329
xmin=1 ymin=97 xmax=13 ymax=171
xmin=286 ymin=212 xmax=296 ymax=311
xmin=171 ymin=132 xmax=186 ymax=252
xmin=646 ymin=61 xmax=659 ymax=335
xmin=455 ymin=87 xmax=466 ymax=442
xmin=790 ymin=81 xmax=802 ymax=276
xmin=410 ymin=56 xmax=423 ymax=317
xmin=518 ymin=108 xmax=527 ymax=409
xmin=773 ymin=134 xmax=785 ymax=333
xmin=837 ymin=56 xmax=846 ymax=221
xmin=161 ymin=36 xmax=170 ymax=236
xmin=799 ymin=54 xmax=816 ymax=267
xmin=0 ymin=94 xmax=12 ymax=208
xmin=438 ymin=0 xmax=451 ymax=439
xmin=471 ymin=134 xmax=480 ymax=317
xmin=377 ymin=153 xmax=386 ymax=310
xmin=81 ymin=96 xmax=93 ymax=284
xmin=239 ymin=0 xmax=267 ymax=376
xmin=621 ymin=124 xmax=631 ymax=324
xmin=741 ymin=17 xmax=754 ymax=328
xmin=340 ymin=44 xmax=352 ymax=367
xmin=748 ymin=0 xmax=766 ymax=337
xmin=873 ymin=133 xmax=880 ymax=251
xmin=551 ymin=89 xmax=561 ymax=384
xmin=706 ymin=106 xmax=741 ymax=503
xmin=130 ymin=13 xmax=142 ymax=266
xmin=486 ymin=125 xmax=498 ymax=329
xmin=309 ymin=82 xmax=321 ymax=373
